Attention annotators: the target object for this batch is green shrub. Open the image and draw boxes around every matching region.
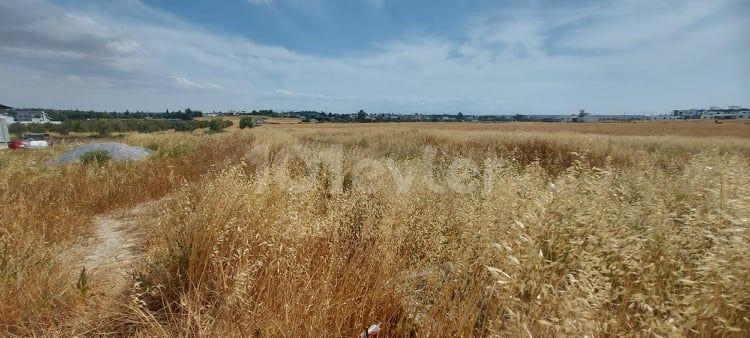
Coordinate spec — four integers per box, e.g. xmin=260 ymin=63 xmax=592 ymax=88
xmin=157 ymin=143 xmax=194 ymax=158
xmin=208 ymin=119 xmax=233 ymax=133
xmin=239 ymin=117 xmax=254 ymax=129
xmin=79 ymin=150 xmax=112 ymax=165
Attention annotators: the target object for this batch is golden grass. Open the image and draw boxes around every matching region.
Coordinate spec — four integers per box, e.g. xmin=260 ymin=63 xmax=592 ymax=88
xmin=0 ymin=132 xmax=255 ymax=335
xmin=1 ymin=122 xmax=749 ymax=336
xmin=290 ymin=120 xmax=750 ymax=138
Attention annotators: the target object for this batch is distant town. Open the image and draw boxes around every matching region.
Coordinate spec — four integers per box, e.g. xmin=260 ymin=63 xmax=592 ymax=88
xmin=3 ymin=102 xmax=749 ymax=148
xmin=232 ymin=106 xmax=750 ymax=122
xmin=2 ymin=103 xmax=748 ymax=126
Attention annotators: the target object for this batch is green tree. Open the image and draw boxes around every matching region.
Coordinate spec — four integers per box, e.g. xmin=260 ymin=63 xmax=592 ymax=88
xmin=28 ymin=123 xmax=46 ymax=133
xmin=9 ymin=123 xmax=28 ymax=137
xmin=356 ymin=109 xmax=368 ymax=122
xmin=239 ymin=116 xmax=255 ymax=129
xmin=208 ymin=119 xmax=232 ymax=133
xmin=56 ymin=122 xmax=72 ymax=135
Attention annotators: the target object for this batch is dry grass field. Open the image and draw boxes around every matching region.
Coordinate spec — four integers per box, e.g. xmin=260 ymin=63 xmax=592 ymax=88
xmin=293 ymin=120 xmax=750 ymax=138
xmin=196 ymin=115 xmax=303 ymax=128
xmin=1 ymin=121 xmax=749 ymax=337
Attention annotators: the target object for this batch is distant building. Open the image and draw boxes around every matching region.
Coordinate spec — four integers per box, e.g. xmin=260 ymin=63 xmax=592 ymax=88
xmin=699 ymin=107 xmax=750 ymax=120
xmin=651 ymin=106 xmax=750 ymax=120
xmin=651 ymin=114 xmax=680 ymax=121
xmin=563 ymin=110 xmax=601 ymax=123
xmin=597 ymin=114 xmax=648 ymax=122
xmin=13 ymin=110 xmax=61 ymax=124
xmin=537 ymin=113 xmax=646 ymax=123
xmin=670 ymin=109 xmax=703 ymax=119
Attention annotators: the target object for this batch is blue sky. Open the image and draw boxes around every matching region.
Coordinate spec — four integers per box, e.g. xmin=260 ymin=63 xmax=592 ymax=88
xmin=0 ymin=0 xmax=748 ymax=114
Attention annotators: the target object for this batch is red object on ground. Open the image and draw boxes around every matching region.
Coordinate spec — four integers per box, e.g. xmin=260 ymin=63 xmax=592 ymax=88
xmin=8 ymin=139 xmax=24 ymax=149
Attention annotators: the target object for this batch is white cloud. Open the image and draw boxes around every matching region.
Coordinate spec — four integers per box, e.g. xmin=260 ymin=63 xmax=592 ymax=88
xmin=173 ymin=76 xmax=224 ymax=90
xmin=553 ymin=0 xmax=737 ymax=51
xmin=0 ymin=0 xmax=747 ymax=113
xmin=263 ymin=89 xmax=478 ymax=106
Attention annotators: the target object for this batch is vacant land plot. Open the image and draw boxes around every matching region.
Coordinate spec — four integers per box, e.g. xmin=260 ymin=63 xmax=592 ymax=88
xmin=196 ymin=115 xmax=302 ymax=128
xmin=292 ymin=120 xmax=750 ymax=138
xmin=0 ymin=122 xmax=748 ymax=336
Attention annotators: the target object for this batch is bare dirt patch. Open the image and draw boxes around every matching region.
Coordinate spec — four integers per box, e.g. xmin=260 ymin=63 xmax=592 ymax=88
xmin=74 ymin=199 xmax=164 ymax=295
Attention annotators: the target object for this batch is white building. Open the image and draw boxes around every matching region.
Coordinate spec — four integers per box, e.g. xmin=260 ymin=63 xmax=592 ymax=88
xmin=651 ymin=115 xmax=680 ymax=120
xmin=651 ymin=106 xmax=750 ymax=120
xmin=13 ymin=110 xmax=61 ymax=124
xmin=699 ymin=108 xmax=750 ymax=120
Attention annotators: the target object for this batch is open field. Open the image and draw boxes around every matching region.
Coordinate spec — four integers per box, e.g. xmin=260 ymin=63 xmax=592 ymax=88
xmin=290 ymin=120 xmax=750 ymax=138
xmin=202 ymin=118 xmax=750 ymax=138
xmin=1 ymin=122 xmax=749 ymax=336
xmin=196 ymin=115 xmax=303 ymax=127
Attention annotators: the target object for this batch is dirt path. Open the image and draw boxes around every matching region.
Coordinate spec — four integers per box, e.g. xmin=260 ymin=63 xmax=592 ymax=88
xmin=76 ymin=200 xmax=161 ymax=293
xmin=59 ymin=200 xmax=168 ymax=335
xmin=81 ymin=211 xmax=139 ymax=286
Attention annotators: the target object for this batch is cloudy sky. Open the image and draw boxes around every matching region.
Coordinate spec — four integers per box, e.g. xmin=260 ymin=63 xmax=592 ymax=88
xmin=0 ymin=0 xmax=748 ymax=114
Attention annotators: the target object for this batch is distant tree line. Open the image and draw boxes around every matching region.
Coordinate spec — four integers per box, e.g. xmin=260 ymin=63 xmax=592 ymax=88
xmin=37 ymin=108 xmax=203 ymax=121
xmin=30 ymin=107 xmax=526 ymax=124
xmin=247 ymin=109 xmax=517 ymax=122
xmin=9 ymin=119 xmax=217 ymax=137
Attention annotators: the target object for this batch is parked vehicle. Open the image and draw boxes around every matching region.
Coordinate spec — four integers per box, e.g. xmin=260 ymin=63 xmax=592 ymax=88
xmin=22 ymin=133 xmax=51 ymax=148
xmin=23 ymin=139 xmax=49 ymax=148
xmin=8 ymin=139 xmax=24 ymax=149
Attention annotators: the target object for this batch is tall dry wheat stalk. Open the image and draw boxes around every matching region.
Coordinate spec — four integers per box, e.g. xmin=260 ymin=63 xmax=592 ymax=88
xmin=1 ymin=123 xmax=748 ymax=336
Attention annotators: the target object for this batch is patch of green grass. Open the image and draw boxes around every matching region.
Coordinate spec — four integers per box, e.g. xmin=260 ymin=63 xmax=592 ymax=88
xmin=79 ymin=150 xmax=112 ymax=165
xmin=157 ymin=143 xmax=195 ymax=159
